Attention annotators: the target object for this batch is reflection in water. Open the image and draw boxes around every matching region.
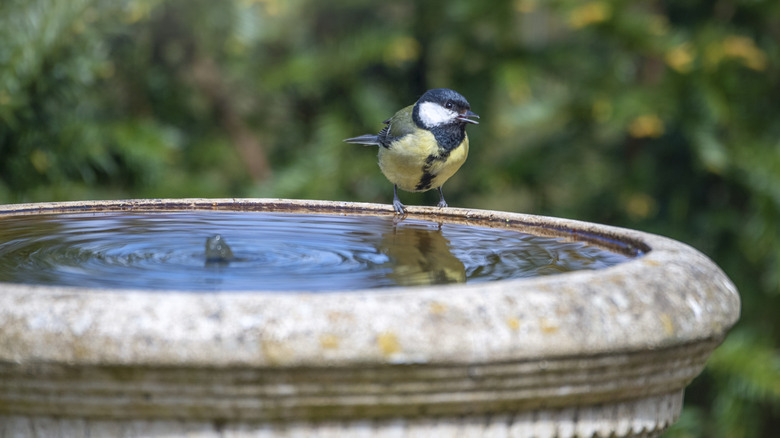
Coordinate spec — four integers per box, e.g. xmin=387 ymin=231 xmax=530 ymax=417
xmin=380 ymin=224 xmax=466 ymax=287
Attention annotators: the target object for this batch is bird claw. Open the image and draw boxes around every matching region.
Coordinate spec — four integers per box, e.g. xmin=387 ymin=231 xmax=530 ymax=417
xmin=436 ymin=187 xmax=448 ymax=209
xmin=392 ymin=199 xmax=407 ymax=215
xmin=392 ymin=185 xmax=407 ymax=215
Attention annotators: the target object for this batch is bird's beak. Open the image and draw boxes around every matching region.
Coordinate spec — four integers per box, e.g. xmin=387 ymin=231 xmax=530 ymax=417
xmin=457 ymin=110 xmax=480 ymax=125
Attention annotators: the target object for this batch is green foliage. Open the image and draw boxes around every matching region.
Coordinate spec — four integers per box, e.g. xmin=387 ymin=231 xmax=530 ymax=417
xmin=2 ymin=0 xmax=780 ymax=435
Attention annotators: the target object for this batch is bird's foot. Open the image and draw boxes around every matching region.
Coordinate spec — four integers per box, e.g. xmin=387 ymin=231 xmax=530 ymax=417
xmin=436 ymin=187 xmax=448 ymax=208
xmin=392 ymin=185 xmax=407 ymax=215
xmin=392 ymin=199 xmax=407 ymax=215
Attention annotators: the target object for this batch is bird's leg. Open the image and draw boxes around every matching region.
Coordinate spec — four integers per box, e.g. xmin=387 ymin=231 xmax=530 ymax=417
xmin=437 ymin=187 xmax=448 ymax=208
xmin=392 ymin=185 xmax=406 ymax=214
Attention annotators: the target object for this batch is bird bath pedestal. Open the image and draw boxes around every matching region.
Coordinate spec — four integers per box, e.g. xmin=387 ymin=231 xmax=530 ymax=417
xmin=0 ymin=199 xmax=740 ymax=437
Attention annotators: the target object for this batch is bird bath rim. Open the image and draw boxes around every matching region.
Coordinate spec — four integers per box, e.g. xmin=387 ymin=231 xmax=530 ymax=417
xmin=0 ymin=198 xmax=739 ymax=368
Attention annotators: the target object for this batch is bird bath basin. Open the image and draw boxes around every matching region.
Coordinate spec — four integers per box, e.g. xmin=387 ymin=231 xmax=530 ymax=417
xmin=0 ymin=198 xmax=740 ymax=437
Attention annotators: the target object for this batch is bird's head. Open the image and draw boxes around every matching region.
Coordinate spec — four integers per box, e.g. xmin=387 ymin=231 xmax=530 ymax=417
xmin=413 ymin=88 xmax=479 ymax=130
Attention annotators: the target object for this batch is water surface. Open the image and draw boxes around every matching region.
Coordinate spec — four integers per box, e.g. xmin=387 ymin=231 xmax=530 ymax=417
xmin=0 ymin=212 xmax=633 ymax=291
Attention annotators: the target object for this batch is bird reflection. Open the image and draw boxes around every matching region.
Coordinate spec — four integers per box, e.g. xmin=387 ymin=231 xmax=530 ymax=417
xmin=380 ymin=223 xmax=466 ymax=286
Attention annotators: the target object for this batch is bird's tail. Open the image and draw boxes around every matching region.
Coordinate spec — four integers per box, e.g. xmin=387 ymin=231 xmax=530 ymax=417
xmin=343 ymin=135 xmax=381 ymax=146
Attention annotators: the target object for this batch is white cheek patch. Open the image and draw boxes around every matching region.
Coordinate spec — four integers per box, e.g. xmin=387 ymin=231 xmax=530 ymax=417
xmin=418 ymin=101 xmax=457 ymax=127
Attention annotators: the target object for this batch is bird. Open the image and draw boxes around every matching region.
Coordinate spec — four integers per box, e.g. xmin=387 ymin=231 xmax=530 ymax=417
xmin=344 ymin=88 xmax=479 ymax=214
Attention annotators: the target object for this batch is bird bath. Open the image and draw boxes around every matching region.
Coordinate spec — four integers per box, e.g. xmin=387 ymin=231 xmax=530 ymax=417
xmin=0 ymin=198 xmax=740 ymax=437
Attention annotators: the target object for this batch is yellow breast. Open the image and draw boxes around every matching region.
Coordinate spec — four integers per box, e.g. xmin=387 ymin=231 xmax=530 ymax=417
xmin=378 ymin=131 xmax=469 ymax=193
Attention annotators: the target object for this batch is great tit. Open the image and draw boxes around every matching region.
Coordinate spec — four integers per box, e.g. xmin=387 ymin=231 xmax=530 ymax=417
xmin=344 ymin=88 xmax=479 ymax=214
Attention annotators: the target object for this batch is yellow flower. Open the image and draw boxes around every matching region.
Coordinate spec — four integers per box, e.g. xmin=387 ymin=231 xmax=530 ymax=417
xmin=568 ymin=2 xmax=611 ymax=29
xmin=722 ymin=35 xmax=767 ymax=71
xmin=628 ymin=114 xmax=665 ymax=139
xmin=665 ymin=42 xmax=695 ymax=74
xmin=625 ymin=193 xmax=657 ymax=220
xmin=705 ymin=35 xmax=768 ymax=71
xmin=384 ymin=37 xmax=421 ymax=65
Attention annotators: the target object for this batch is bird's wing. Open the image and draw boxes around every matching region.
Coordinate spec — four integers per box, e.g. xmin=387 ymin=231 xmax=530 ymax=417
xmin=377 ymin=105 xmax=415 ymax=148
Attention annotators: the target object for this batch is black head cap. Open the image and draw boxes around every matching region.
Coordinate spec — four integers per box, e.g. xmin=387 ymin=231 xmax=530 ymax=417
xmin=418 ymin=88 xmax=471 ymax=111
xmin=413 ymin=88 xmax=479 ymax=128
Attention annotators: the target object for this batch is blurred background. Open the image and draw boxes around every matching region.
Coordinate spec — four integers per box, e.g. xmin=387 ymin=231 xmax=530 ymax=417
xmin=1 ymin=0 xmax=779 ymax=435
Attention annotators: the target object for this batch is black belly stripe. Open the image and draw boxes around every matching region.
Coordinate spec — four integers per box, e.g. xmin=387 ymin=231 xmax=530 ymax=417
xmin=416 ymin=154 xmax=440 ymax=191
xmin=416 ymin=172 xmax=435 ymax=191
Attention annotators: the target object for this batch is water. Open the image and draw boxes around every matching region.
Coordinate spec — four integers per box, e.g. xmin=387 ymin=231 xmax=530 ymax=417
xmin=0 ymin=212 xmax=634 ymax=291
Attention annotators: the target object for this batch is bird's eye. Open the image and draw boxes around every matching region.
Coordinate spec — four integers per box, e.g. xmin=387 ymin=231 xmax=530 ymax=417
xmin=445 ymin=101 xmax=453 ymax=109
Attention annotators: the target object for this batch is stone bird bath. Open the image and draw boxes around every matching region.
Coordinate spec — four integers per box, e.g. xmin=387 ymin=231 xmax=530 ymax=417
xmin=0 ymin=199 xmax=740 ymax=437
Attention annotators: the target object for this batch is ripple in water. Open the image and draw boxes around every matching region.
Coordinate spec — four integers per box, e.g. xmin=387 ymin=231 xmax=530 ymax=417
xmin=0 ymin=212 xmax=635 ymax=291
